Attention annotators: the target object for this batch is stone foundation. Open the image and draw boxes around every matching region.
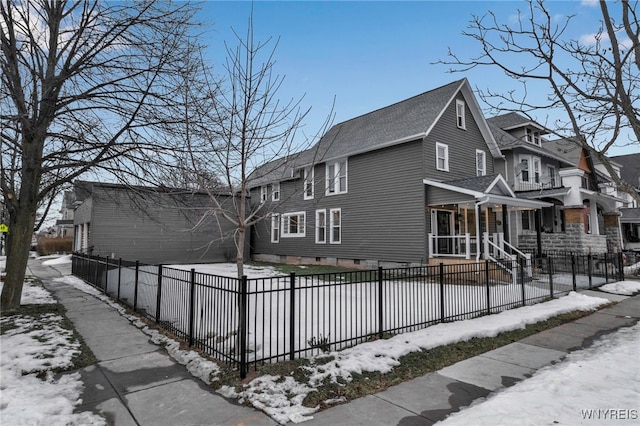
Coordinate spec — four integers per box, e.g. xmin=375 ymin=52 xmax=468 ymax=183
xmin=603 ymin=213 xmax=623 ymax=253
xmin=518 ymin=231 xmax=608 ymax=254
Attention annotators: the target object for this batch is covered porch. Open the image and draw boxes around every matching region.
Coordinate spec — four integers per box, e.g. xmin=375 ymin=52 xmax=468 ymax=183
xmin=424 ymin=175 xmax=551 ymax=263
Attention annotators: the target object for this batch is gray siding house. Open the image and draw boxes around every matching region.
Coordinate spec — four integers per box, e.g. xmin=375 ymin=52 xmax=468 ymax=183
xmin=249 ymin=79 xmax=548 ymax=267
xmin=488 ymin=113 xmax=627 ymax=254
xmin=73 ymin=181 xmax=243 ymax=264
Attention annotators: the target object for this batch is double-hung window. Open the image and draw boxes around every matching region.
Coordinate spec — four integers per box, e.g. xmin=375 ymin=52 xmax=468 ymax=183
xmin=260 ymin=186 xmax=267 ymax=202
xmin=303 ymin=167 xmax=314 ymax=199
xmin=281 ymin=212 xmax=305 ymax=238
xmin=476 ymin=150 xmax=486 ymax=176
xmin=436 ymin=142 xmax=449 ymax=171
xmin=519 ymin=155 xmax=541 ymax=184
xmin=548 ymin=166 xmax=556 ymax=187
xmin=271 ymin=214 xmax=280 ymax=243
xmin=456 ymin=99 xmax=466 ymax=129
xmin=532 ymin=157 xmax=541 ymax=183
xmin=326 ymin=160 xmax=347 ymax=195
xmin=315 ymin=209 xmax=326 ymax=243
xmin=330 ymin=208 xmax=341 ymax=244
xmin=271 ymin=183 xmax=280 ymax=201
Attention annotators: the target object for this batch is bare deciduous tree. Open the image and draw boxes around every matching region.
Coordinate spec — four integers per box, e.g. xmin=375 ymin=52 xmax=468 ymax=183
xmin=439 ymin=0 xmax=640 ymax=203
xmin=0 ymin=0 xmax=200 ymax=312
xmin=174 ymin=14 xmax=331 ymax=279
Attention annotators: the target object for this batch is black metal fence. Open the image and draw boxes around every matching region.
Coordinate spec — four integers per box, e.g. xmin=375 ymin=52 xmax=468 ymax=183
xmin=72 ymin=251 xmax=626 ymax=378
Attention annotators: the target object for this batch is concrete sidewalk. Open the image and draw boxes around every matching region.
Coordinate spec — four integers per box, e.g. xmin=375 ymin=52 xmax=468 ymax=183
xmin=34 ymin=260 xmax=276 ymax=426
xmin=30 ymin=258 xmax=639 ymax=426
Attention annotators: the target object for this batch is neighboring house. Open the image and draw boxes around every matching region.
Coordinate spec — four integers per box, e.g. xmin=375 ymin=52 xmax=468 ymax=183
xmin=611 ymin=153 xmax=640 ymax=251
xmin=248 ymin=79 xmax=549 ymax=268
xmin=72 ymin=181 xmax=243 ymax=264
xmin=487 ymin=112 xmax=627 ymax=254
xmin=54 ymin=190 xmax=76 ymax=238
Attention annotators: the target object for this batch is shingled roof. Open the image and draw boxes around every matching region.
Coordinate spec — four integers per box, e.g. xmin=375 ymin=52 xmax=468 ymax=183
xmin=250 ymin=78 xmax=503 ymax=187
xmin=611 ymin=153 xmax=640 ymax=189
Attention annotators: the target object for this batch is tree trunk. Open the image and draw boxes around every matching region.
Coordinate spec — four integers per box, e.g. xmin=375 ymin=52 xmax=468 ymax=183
xmin=1 ymin=206 xmax=37 ymax=312
xmin=236 ymin=226 xmax=245 ymax=280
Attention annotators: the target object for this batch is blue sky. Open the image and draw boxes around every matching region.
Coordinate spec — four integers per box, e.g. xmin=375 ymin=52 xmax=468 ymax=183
xmin=198 ymin=1 xmax=636 ymax=156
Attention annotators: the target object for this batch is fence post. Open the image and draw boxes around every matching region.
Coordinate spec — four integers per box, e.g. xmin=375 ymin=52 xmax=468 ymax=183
xmin=587 ymin=254 xmax=593 ymax=289
xmin=604 ymin=253 xmax=609 ymax=283
xmin=571 ymin=254 xmax=577 ymax=291
xmin=378 ymin=266 xmax=384 ymax=339
xmin=155 ymin=265 xmax=163 ymax=323
xmin=117 ymin=258 xmax=122 ymax=300
xmin=619 ymin=252 xmax=625 ymax=282
xmin=439 ymin=263 xmax=445 ymax=323
xmin=520 ymin=257 xmax=526 ymax=307
xmin=188 ymin=268 xmax=196 ymax=347
xmin=104 ymin=256 xmax=109 ymax=295
xmin=289 ymin=272 xmax=296 ymax=361
xmin=133 ymin=260 xmax=139 ymax=311
xmin=239 ymin=276 xmax=248 ymax=379
xmin=548 ymin=257 xmax=554 ymax=299
xmin=484 ymin=260 xmax=490 ymax=315
xmin=93 ymin=255 xmax=100 ymax=288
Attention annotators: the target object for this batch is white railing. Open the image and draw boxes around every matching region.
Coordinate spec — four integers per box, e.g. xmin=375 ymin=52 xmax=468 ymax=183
xmin=428 ymin=233 xmax=471 ymax=259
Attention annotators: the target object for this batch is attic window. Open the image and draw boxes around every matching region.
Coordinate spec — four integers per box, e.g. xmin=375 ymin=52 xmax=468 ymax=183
xmin=456 ymin=100 xmax=466 ymax=130
xmin=525 ymin=128 xmax=541 ymax=146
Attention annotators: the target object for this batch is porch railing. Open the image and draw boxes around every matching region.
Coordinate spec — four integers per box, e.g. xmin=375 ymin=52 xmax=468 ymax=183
xmin=427 ymin=233 xmax=472 ymax=259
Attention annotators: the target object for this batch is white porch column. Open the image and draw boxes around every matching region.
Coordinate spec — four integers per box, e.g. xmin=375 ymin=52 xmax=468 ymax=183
xmin=589 ymin=201 xmax=599 ymax=235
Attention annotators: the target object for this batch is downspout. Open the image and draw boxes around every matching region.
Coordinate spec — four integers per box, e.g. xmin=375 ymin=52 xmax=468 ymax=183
xmin=475 ymin=201 xmax=481 ymax=261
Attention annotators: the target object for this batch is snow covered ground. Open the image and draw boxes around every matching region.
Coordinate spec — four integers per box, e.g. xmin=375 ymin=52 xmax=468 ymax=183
xmin=438 ymin=322 xmax=640 ymax=425
xmin=2 ymin=254 xmax=639 ymax=425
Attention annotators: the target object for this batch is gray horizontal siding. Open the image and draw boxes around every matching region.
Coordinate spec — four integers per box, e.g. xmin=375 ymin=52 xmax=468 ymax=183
xmin=423 ymin=93 xmax=495 ymax=180
xmin=85 ymin=187 xmax=242 ymax=264
xmin=252 ymin=140 xmax=427 ymax=263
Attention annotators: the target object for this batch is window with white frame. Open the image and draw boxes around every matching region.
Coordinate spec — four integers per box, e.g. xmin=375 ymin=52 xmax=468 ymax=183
xmin=260 ymin=186 xmax=267 ymax=202
xmin=456 ymin=99 xmax=466 ymax=129
xmin=519 ymin=157 xmax=529 ymax=182
xmin=532 ymin=157 xmax=541 ymax=183
xmin=271 ymin=183 xmax=280 ymax=201
xmin=547 ymin=166 xmax=556 ymax=187
xmin=436 ymin=142 xmax=449 ymax=171
xmin=271 ymin=214 xmax=280 ymax=243
xmin=303 ymin=167 xmax=314 ymax=200
xmin=519 ymin=155 xmax=541 ymax=183
xmin=330 ymin=208 xmax=341 ymax=244
xmin=476 ymin=150 xmax=486 ymax=176
xmin=525 ymin=128 xmax=541 ymax=146
xmin=281 ymin=211 xmax=306 ymax=237
xmin=315 ymin=209 xmax=326 ymax=243
xmin=326 ymin=160 xmax=347 ymax=195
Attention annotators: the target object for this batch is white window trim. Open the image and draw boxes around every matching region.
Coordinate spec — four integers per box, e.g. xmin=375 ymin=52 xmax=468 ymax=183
xmin=271 ymin=183 xmax=280 ymax=201
xmin=325 ymin=159 xmax=348 ymax=195
xmin=329 ymin=208 xmax=341 ymax=244
xmin=304 ymin=167 xmax=314 ymax=200
xmin=315 ymin=209 xmax=326 ymax=244
xmin=436 ymin=142 xmax=449 ymax=172
xmin=547 ymin=165 xmax=556 ymax=186
xmin=475 ymin=149 xmax=486 ymax=176
xmin=518 ymin=154 xmax=541 ymax=183
xmin=456 ymin=99 xmax=466 ymax=129
xmin=271 ymin=214 xmax=280 ymax=243
xmin=281 ymin=211 xmax=306 ymax=238
xmin=532 ymin=156 xmax=541 ymax=183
